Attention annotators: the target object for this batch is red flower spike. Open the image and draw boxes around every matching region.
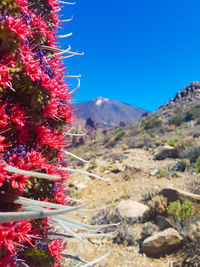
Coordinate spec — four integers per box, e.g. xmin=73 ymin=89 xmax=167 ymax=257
xmin=0 ymin=0 xmax=74 ymax=265
xmin=0 ymin=64 xmax=12 ymax=88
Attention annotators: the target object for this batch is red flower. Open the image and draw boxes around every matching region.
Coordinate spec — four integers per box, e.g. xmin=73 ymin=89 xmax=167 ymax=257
xmin=53 ymin=186 xmax=67 ymax=205
xmin=0 ymin=160 xmax=7 ymax=187
xmin=36 ymin=126 xmax=65 ymax=150
xmin=0 ymin=103 xmax=8 ymax=128
xmin=10 ymin=173 xmax=29 ymax=191
xmin=6 ymin=16 xmax=32 ymax=40
xmin=1 ymin=54 xmax=17 ymax=69
xmin=0 ymin=135 xmax=6 ymax=152
xmin=9 ymin=154 xmax=26 ymax=169
xmin=0 ymin=251 xmax=17 ymax=267
xmin=18 ymin=128 xmax=29 ymax=144
xmin=14 ymin=0 xmax=28 ymax=13
xmin=0 ymin=221 xmax=32 ymax=253
xmin=10 ymin=104 xmax=27 ymax=130
xmin=31 ymin=13 xmax=51 ymax=37
xmin=19 ymin=44 xmax=42 ymax=81
xmin=26 ymin=150 xmax=47 ymax=169
xmin=0 ymin=64 xmax=12 ymax=88
xmin=48 ymin=239 xmax=63 ymax=259
xmin=44 ymin=98 xmax=59 ymax=119
xmin=47 ymin=0 xmax=59 ymax=11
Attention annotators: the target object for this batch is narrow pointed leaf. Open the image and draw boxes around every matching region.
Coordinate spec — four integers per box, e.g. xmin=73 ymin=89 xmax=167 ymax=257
xmin=56 ymin=219 xmax=90 ymax=245
xmin=64 ymin=150 xmax=88 ymax=163
xmin=59 ymin=167 xmax=110 ymax=182
xmin=49 ymin=232 xmax=112 ymax=239
xmin=54 ymin=215 xmax=115 ymax=230
xmin=5 ymin=165 xmax=60 ymax=180
xmin=62 ymin=252 xmax=87 ymax=263
xmin=0 ymin=205 xmax=83 ymax=223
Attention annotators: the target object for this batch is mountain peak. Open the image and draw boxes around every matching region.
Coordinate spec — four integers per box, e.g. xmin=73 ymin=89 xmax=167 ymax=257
xmin=94 ymin=96 xmax=109 ymax=106
xmin=75 ymin=97 xmax=149 ymax=128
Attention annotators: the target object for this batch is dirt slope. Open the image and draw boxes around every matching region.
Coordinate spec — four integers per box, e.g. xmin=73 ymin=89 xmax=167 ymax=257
xmin=66 ymin=147 xmax=194 ymax=267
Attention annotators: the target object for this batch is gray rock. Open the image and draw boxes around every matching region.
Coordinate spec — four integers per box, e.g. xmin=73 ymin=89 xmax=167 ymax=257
xmin=116 ymin=200 xmax=149 ymax=223
xmin=142 ymin=228 xmax=183 ymax=256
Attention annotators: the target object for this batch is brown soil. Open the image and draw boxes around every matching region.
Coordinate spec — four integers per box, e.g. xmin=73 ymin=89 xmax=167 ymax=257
xmin=65 ymin=147 xmax=195 ymax=267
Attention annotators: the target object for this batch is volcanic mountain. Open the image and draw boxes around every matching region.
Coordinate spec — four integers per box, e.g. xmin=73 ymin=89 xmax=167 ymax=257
xmin=74 ymin=97 xmax=148 ymax=128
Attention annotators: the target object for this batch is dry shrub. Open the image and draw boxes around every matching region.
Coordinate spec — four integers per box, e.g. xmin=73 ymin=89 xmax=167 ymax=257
xmin=144 ymin=195 xmax=168 ymax=220
xmin=141 ymin=188 xmax=158 ymax=203
xmin=173 ymin=222 xmax=200 ymax=266
xmin=187 ymin=179 xmax=200 ymax=195
xmin=91 ymin=209 xmax=135 ymax=246
xmin=104 ymin=152 xmax=126 ymax=162
xmin=141 ymin=222 xmax=158 ymax=240
xmin=113 ymin=222 xmax=136 ymax=246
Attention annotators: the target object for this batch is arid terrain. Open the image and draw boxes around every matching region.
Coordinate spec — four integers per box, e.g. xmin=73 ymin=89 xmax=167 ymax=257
xmin=65 ymin=82 xmax=200 ymax=266
xmin=66 ymin=146 xmax=199 ymax=266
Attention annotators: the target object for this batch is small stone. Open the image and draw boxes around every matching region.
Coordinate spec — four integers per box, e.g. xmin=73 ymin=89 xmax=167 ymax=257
xmin=150 ymin=169 xmax=159 ymax=176
xmin=73 ymin=181 xmax=86 ymax=190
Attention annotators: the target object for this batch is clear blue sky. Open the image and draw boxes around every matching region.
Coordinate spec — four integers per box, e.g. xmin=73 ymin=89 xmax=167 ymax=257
xmin=59 ymin=0 xmax=200 ymax=112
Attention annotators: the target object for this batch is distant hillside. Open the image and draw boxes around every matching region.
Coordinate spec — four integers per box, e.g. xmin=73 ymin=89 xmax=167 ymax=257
xmin=74 ymin=96 xmax=149 ymax=128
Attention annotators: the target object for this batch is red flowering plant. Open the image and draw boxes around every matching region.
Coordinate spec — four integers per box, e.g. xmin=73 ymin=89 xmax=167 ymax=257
xmin=0 ymin=0 xmax=111 ymax=266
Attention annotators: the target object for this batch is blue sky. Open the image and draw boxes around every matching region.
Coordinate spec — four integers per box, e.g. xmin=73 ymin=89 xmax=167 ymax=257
xmin=59 ymin=0 xmax=200 ymax=112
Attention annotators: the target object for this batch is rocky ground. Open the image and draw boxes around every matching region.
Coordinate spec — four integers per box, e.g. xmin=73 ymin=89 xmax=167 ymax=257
xmin=65 ymin=146 xmax=199 ymax=267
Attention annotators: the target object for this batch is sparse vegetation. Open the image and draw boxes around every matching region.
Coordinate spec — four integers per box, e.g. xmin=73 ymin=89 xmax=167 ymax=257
xmin=173 ymin=230 xmax=200 ymax=266
xmin=114 ymin=127 xmax=125 ymax=141
xmin=167 ymin=200 xmax=194 ymax=226
xmin=175 ymin=159 xmax=190 ymax=172
xmin=188 ymin=179 xmax=200 ymax=194
xmin=167 ymin=136 xmax=181 ymax=147
xmin=144 ymin=117 xmax=162 ymax=130
xmin=194 ymin=156 xmax=200 ymax=172
xmin=168 ymin=114 xmax=184 ymax=126
xmin=68 ymin=82 xmax=200 ymax=266
xmin=158 ymin=168 xmax=168 ymax=178
xmin=91 ymin=209 xmax=135 ymax=245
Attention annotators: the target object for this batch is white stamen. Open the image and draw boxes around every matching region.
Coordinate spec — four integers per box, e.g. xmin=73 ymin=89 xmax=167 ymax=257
xmin=69 ymin=78 xmax=80 ymax=95
xmin=56 ymin=32 xmax=73 ymax=39
xmin=64 ymin=150 xmax=88 ymax=163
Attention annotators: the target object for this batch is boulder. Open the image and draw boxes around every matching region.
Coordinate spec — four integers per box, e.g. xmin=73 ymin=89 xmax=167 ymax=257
xmin=116 ymin=200 xmax=149 ymax=223
xmin=160 ymin=188 xmax=200 ymax=215
xmin=142 ymin=228 xmax=183 ymax=256
xmin=154 ymin=145 xmax=179 ymax=160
